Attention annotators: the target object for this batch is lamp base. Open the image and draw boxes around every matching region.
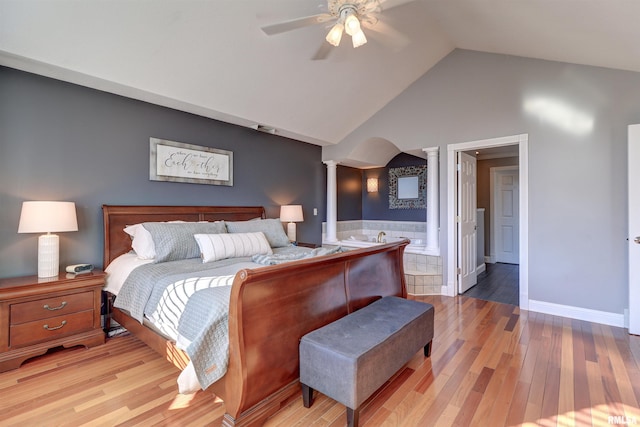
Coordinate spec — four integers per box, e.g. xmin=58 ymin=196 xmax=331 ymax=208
xmin=286 ymin=222 xmax=297 ymax=243
xmin=38 ymin=234 xmax=59 ymax=278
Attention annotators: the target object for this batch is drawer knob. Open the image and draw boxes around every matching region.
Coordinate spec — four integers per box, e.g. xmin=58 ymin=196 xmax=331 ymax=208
xmin=43 ymin=301 xmax=67 ymax=311
xmin=43 ymin=320 xmax=67 ymax=331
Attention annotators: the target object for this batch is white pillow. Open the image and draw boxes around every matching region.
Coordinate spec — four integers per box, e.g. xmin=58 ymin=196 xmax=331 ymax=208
xmin=123 ymin=220 xmax=194 ymax=260
xmin=194 ymin=232 xmax=273 ymax=263
xmin=124 ymin=224 xmax=156 ymax=259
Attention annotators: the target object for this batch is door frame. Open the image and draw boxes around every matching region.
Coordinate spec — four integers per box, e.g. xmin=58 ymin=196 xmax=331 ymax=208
xmin=446 ymin=133 xmax=529 ymax=310
xmin=490 ymin=166 xmax=519 ymax=264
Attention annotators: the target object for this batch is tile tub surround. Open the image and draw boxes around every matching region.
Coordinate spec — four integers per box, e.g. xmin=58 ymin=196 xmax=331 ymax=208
xmin=403 ymin=252 xmax=443 ymax=296
xmin=322 ymin=220 xmax=442 ymax=296
xmin=323 ymin=220 xmax=427 ymax=244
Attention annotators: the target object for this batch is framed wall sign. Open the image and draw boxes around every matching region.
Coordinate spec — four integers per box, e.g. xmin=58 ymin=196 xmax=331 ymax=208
xmin=389 ymin=165 xmax=427 ymax=209
xmin=149 ymin=138 xmax=233 ymax=186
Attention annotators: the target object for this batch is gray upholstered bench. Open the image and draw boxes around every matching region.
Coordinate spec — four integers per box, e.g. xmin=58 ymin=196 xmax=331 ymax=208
xmin=299 ymin=296 xmax=434 ymax=427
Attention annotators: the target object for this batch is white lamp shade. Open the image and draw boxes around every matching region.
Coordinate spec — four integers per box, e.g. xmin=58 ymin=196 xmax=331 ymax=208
xmin=280 ymin=205 xmax=304 ymax=223
xmin=326 ymin=22 xmax=344 ymax=47
xmin=352 ymin=28 xmax=367 ymax=48
xmin=344 ymin=13 xmax=360 ymax=36
xmin=18 ymin=201 xmax=78 ymax=233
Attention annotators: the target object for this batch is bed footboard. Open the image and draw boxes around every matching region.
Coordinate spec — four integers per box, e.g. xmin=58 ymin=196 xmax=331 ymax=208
xmin=220 ymin=240 xmax=408 ymax=426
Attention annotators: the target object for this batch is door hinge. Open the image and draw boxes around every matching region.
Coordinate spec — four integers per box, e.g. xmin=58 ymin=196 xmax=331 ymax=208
xmin=456 ymin=216 xmax=461 ymax=223
xmin=457 ymin=267 xmax=461 ymax=274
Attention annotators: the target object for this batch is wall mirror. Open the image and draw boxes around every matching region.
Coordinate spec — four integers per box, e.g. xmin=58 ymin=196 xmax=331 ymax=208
xmin=389 ymin=165 xmax=427 ymax=209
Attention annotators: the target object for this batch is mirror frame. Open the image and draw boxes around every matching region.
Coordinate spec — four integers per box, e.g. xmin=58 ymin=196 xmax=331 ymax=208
xmin=389 ymin=165 xmax=427 ymax=209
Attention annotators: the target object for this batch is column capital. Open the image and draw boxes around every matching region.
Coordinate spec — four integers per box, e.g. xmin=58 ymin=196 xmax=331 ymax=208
xmin=323 ymin=160 xmax=339 ymax=167
xmin=422 ymin=147 xmax=439 ymax=155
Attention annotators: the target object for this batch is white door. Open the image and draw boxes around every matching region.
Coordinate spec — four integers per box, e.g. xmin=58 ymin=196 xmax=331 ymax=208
xmin=458 ymin=152 xmax=477 ymax=293
xmin=629 ymin=125 xmax=640 ymax=335
xmin=494 ymin=168 xmax=520 ymax=264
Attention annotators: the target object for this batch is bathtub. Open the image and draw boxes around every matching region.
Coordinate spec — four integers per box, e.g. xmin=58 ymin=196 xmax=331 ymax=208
xmin=337 ymin=235 xmax=427 ymax=254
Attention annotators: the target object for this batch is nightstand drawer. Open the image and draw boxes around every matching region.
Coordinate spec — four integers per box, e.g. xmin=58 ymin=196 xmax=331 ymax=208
xmin=10 ymin=291 xmax=94 ymax=324
xmin=10 ymin=310 xmax=94 ymax=348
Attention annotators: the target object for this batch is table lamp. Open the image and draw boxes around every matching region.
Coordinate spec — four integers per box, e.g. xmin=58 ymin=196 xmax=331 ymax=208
xmin=18 ymin=201 xmax=78 ymax=278
xmin=280 ymin=205 xmax=303 ymax=243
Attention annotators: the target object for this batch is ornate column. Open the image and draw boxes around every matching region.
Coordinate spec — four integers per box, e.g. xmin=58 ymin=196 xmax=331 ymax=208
xmin=423 ymin=147 xmax=439 ymax=255
xmin=324 ymin=160 xmax=338 ymax=243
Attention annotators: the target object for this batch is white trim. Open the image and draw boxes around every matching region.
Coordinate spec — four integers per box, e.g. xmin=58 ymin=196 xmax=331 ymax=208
xmin=628 ymin=124 xmax=640 ymax=334
xmin=529 ymin=300 xmax=625 ymax=328
xmin=447 ymin=133 xmax=529 ymax=308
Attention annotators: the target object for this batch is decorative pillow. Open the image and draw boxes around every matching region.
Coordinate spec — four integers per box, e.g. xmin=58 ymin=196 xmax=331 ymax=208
xmin=225 ymin=218 xmax=290 ymax=248
xmin=142 ymin=221 xmax=227 ymax=263
xmin=194 ymin=232 xmax=272 ymax=263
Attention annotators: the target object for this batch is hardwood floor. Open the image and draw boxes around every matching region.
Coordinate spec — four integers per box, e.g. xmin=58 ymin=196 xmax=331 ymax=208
xmin=464 ymin=262 xmax=519 ymax=306
xmin=1 ymin=295 xmax=639 ymax=426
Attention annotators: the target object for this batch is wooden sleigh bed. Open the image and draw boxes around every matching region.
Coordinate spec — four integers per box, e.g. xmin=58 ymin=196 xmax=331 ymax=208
xmin=102 ymin=205 xmax=408 ymax=426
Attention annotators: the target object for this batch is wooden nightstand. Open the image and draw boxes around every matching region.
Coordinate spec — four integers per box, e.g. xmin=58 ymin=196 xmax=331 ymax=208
xmin=0 ymin=270 xmax=106 ymax=372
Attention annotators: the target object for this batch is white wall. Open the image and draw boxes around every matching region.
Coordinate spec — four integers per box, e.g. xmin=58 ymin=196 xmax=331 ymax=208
xmin=324 ymin=49 xmax=640 ymax=315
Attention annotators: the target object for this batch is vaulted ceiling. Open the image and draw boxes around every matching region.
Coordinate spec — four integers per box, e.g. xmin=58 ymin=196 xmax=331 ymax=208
xmin=2 ymin=0 xmax=639 ymax=147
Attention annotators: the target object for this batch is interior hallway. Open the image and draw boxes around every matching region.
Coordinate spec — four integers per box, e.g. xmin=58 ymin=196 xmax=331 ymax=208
xmin=463 ymin=262 xmax=519 ymax=306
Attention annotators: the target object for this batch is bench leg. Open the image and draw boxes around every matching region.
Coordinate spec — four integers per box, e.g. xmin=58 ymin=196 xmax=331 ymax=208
xmin=301 ymin=383 xmax=314 ymax=408
xmin=346 ymin=407 xmax=360 ymax=427
xmin=424 ymin=340 xmax=432 ymax=357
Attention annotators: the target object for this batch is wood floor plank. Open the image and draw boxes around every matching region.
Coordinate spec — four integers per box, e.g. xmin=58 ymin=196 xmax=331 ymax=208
xmin=1 ymin=295 xmax=639 ymax=426
xmin=557 ymin=318 xmax=576 ymax=425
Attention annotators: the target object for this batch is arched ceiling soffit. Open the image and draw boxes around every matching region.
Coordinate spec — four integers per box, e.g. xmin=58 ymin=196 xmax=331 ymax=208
xmin=341 ymin=137 xmax=402 ymax=169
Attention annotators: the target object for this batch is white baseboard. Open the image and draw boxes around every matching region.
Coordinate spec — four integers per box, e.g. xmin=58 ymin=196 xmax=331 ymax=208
xmin=476 ymin=263 xmax=486 ymax=274
xmin=528 ymin=299 xmax=625 ymax=328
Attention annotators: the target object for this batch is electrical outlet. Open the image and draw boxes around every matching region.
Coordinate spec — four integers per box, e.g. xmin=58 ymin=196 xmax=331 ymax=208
xmin=313 ymin=208 xmax=317 ymax=216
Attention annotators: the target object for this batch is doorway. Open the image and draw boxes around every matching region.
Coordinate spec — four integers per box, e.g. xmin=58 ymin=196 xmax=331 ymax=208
xmin=446 ymin=134 xmax=529 ymax=310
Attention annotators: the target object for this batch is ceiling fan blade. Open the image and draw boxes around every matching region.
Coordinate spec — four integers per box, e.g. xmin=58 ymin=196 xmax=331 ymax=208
xmin=261 ymin=13 xmax=333 ymax=35
xmin=311 ymin=42 xmax=334 ymax=60
xmin=379 ymin=0 xmax=417 ymax=12
xmin=364 ymin=19 xmax=410 ymax=51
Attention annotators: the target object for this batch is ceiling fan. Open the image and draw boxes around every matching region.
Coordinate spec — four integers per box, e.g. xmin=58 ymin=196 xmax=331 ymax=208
xmin=261 ymin=0 xmax=412 ymax=59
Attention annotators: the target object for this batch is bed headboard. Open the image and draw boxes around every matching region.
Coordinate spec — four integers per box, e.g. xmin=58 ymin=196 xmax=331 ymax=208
xmin=102 ymin=205 xmax=266 ymax=268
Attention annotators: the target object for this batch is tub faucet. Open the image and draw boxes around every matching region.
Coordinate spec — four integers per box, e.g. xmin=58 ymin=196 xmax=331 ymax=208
xmin=377 ymin=231 xmax=386 ymax=243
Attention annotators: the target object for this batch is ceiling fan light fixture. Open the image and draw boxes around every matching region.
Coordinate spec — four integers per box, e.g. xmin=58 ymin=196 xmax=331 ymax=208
xmin=351 ymin=28 xmax=367 ymax=48
xmin=344 ymin=12 xmax=360 ymax=36
xmin=326 ymin=22 xmax=344 ymax=46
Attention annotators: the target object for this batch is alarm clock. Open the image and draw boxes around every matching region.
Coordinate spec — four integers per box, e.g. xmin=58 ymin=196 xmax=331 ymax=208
xmin=66 ymin=264 xmax=94 ymax=274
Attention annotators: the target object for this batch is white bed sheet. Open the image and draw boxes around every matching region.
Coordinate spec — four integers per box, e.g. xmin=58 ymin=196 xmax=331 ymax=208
xmin=104 ymin=252 xmax=153 ymax=295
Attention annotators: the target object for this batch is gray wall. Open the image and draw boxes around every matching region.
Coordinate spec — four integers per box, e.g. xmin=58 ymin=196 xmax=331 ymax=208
xmin=324 ymin=49 xmax=640 ymax=315
xmin=337 ymin=153 xmax=427 ymax=221
xmin=362 ymin=152 xmax=427 ymax=221
xmin=0 ymin=67 xmax=325 ymax=278
xmin=337 ymin=165 xmax=362 ymax=221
